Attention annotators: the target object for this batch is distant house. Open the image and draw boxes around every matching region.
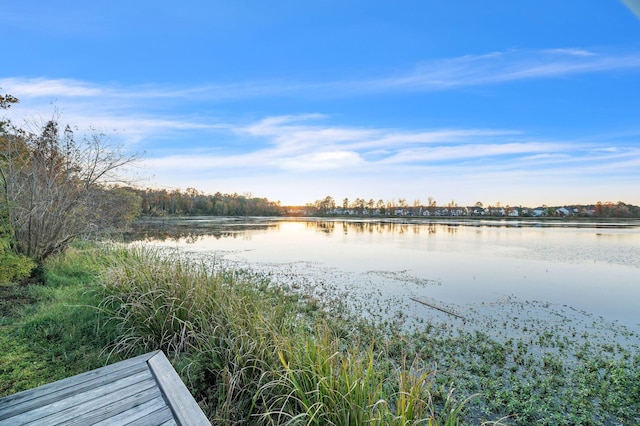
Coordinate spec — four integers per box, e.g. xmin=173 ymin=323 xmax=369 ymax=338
xmin=330 ymin=208 xmax=357 ymax=215
xmin=556 ymin=207 xmax=570 ymax=216
xmin=532 ymin=208 xmax=547 ymax=217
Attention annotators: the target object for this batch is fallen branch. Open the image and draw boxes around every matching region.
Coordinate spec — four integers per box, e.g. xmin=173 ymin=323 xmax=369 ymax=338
xmin=410 ymin=297 xmax=466 ymax=321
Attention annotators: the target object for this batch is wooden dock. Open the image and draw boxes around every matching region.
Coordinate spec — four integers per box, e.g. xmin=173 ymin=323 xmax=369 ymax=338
xmin=0 ymin=351 xmax=210 ymax=425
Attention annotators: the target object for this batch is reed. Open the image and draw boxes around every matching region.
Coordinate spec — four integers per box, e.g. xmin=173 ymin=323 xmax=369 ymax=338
xmin=260 ymin=327 xmax=387 ymax=425
xmin=98 ymin=245 xmax=467 ymax=424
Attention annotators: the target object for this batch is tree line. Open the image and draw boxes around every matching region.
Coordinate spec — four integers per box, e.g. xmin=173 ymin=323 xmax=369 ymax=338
xmin=592 ymin=201 xmax=640 ymax=218
xmin=309 ymin=195 xmax=640 ymax=218
xmin=130 ymin=187 xmax=284 ymax=217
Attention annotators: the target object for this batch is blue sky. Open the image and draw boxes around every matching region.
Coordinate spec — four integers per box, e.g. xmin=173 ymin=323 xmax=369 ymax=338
xmin=3 ymin=1 xmax=640 ymax=207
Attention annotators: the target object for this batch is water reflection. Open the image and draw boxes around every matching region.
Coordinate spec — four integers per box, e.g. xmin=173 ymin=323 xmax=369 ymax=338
xmin=129 ymin=217 xmax=640 ymax=328
xmin=126 ymin=217 xmax=281 ymax=243
xmin=306 ymin=220 xmax=442 ymax=236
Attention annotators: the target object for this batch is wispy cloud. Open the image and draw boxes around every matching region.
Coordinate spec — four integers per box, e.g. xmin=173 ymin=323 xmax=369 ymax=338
xmin=130 ymin=113 xmax=640 ymax=206
xmin=136 ymin=114 xmax=640 ymax=189
xmin=279 ymin=151 xmax=364 ymax=171
xmin=4 ymin=47 xmax=640 ymax=106
xmin=359 ymin=49 xmax=640 ymax=92
xmin=377 ymin=142 xmax=570 ymax=165
xmin=543 ymin=48 xmax=597 ymax=57
xmin=1 ymin=77 xmax=104 ymax=97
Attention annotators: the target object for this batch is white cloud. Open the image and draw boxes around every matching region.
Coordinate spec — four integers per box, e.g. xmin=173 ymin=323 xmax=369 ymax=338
xmin=378 ymin=142 xmax=571 ymax=164
xmin=544 ymin=48 xmax=597 ymax=57
xmin=278 ymin=151 xmax=364 ymax=171
xmin=1 ymin=77 xmax=104 ymax=97
xmin=363 ymin=49 xmax=640 ymax=92
xmin=135 ymin=115 xmax=640 ymax=196
xmin=146 ymin=120 xmax=640 ymax=200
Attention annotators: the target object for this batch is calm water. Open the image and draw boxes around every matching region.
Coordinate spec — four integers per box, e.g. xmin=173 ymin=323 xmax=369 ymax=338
xmin=130 ymin=217 xmax=640 ymax=329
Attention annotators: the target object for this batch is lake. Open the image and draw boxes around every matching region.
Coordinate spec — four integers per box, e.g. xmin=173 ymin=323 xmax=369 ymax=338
xmin=129 ymin=217 xmax=640 ymax=332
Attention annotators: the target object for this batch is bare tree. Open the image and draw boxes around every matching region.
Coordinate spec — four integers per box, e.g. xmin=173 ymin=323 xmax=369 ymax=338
xmin=427 ymin=196 xmax=437 ymax=215
xmin=0 ymin=118 xmax=138 ymax=262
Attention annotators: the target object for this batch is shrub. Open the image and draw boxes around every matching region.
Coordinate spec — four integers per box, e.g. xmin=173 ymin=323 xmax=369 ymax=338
xmin=0 ymin=219 xmax=34 ymax=284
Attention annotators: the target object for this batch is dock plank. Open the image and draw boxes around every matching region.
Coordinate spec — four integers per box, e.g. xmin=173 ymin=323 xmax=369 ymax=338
xmin=0 ymin=352 xmax=152 ymax=412
xmin=65 ymin=385 xmax=163 ymax=425
xmin=91 ymin=396 xmax=172 ymax=426
xmin=0 ymin=371 xmax=154 ymax=425
xmin=0 ymin=351 xmax=209 ymax=425
xmin=22 ymin=375 xmax=157 ymax=425
xmin=148 ymin=351 xmax=210 ymax=426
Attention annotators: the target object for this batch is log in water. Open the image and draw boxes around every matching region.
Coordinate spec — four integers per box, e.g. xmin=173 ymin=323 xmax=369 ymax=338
xmin=410 ymin=297 xmax=466 ymax=321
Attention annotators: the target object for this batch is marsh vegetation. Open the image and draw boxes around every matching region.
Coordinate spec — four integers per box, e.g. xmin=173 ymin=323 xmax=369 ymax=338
xmin=119 ymin=217 xmax=639 ymax=424
xmin=2 ymin=217 xmax=639 ymax=424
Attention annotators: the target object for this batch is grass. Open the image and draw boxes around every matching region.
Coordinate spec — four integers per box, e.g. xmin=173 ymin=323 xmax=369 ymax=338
xmin=0 ymin=244 xmax=128 ymax=397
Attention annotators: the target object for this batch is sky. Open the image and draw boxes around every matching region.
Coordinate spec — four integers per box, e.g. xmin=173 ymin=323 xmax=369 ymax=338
xmin=2 ymin=1 xmax=640 ymax=207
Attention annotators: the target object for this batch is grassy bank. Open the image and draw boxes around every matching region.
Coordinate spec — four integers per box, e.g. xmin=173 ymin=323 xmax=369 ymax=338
xmin=2 ymin=243 xmax=639 ymax=425
xmin=1 ymin=244 xmax=468 ymax=425
xmin=0 ymin=244 xmax=128 ymax=397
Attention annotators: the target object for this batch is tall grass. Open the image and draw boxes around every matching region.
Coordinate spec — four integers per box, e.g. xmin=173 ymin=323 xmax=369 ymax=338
xmin=97 ymin=245 xmax=470 ymax=425
xmin=263 ymin=328 xmax=388 ymax=425
xmin=99 ymin=246 xmax=304 ymax=421
xmin=262 ymin=329 xmax=476 ymax=426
